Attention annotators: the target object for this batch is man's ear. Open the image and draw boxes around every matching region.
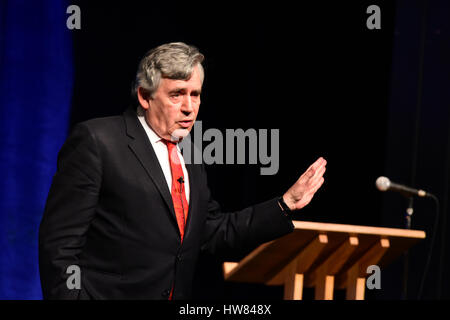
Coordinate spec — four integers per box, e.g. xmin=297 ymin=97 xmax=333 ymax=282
xmin=137 ymin=87 xmax=152 ymax=110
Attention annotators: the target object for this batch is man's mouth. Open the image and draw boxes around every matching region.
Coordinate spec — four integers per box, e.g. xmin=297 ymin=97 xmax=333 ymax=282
xmin=178 ymin=120 xmax=193 ymax=128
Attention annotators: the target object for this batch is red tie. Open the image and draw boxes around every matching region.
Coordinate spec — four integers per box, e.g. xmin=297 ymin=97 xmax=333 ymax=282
xmin=164 ymin=140 xmax=189 ymax=242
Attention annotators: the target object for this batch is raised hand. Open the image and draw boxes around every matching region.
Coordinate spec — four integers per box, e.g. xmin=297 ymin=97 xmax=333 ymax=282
xmin=282 ymin=157 xmax=327 ymax=211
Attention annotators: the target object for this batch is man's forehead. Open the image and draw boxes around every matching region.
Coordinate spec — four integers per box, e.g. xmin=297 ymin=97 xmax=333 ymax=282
xmin=160 ymin=76 xmax=202 ymax=91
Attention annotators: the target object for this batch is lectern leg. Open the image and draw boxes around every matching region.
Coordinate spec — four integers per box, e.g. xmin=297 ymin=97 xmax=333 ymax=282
xmin=284 ymin=273 xmax=304 ymax=300
xmin=346 ymin=277 xmax=366 ymax=300
xmin=315 ymin=274 xmax=335 ymax=300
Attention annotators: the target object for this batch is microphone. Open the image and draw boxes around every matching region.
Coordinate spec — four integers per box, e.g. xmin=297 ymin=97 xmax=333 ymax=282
xmin=376 ymin=176 xmax=431 ymax=198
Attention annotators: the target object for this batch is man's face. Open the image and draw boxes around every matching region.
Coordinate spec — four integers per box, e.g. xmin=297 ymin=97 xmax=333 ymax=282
xmin=142 ymin=65 xmax=202 ymax=141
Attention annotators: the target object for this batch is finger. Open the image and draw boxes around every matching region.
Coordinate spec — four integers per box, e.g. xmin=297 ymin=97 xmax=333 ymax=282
xmin=309 ymin=163 xmax=326 ymax=182
xmin=309 ymin=167 xmax=327 ymax=186
xmin=310 ymin=176 xmax=325 ymax=194
xmin=306 ymin=157 xmax=323 ymax=172
xmin=302 ymin=157 xmax=325 ymax=180
xmin=310 ymin=164 xmax=326 ymax=183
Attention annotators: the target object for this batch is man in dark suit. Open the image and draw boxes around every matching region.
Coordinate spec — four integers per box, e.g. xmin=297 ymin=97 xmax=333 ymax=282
xmin=39 ymin=42 xmax=327 ymax=299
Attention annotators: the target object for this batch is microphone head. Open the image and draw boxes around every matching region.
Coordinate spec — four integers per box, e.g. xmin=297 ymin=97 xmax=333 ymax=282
xmin=376 ymin=176 xmax=391 ymax=191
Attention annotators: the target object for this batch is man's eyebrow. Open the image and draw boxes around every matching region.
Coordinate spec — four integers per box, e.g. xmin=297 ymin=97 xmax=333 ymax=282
xmin=168 ymin=88 xmax=201 ymax=94
xmin=168 ymin=88 xmax=185 ymax=94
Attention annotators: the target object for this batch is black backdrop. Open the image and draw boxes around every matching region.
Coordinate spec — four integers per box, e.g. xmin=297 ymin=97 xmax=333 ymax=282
xmin=67 ymin=0 xmax=450 ymax=300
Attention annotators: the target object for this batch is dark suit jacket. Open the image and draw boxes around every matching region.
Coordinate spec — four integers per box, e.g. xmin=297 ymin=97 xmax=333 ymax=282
xmin=39 ymin=107 xmax=294 ymax=300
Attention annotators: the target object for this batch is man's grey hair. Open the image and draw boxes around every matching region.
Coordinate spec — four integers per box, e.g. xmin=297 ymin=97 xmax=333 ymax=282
xmin=133 ymin=42 xmax=204 ymax=100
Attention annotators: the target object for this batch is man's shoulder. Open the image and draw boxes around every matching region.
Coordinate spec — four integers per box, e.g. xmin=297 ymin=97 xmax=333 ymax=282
xmin=66 ymin=113 xmax=132 ymax=150
xmin=73 ymin=113 xmax=126 ymax=137
xmin=79 ymin=114 xmax=124 ymax=129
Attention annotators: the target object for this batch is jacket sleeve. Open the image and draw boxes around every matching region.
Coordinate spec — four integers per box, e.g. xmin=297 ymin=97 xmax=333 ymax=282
xmin=39 ymin=123 xmax=102 ymax=299
xmin=200 ymin=165 xmax=294 ymax=257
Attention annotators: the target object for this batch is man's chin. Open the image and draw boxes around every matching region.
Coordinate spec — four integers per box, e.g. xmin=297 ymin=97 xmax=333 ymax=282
xmin=170 ymin=128 xmax=190 ymax=142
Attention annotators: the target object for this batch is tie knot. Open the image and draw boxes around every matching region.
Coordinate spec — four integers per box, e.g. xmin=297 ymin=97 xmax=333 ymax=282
xmin=163 ymin=139 xmax=177 ymax=151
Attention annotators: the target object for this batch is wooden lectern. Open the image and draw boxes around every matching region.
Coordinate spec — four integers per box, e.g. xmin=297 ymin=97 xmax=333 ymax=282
xmin=223 ymin=221 xmax=426 ymax=300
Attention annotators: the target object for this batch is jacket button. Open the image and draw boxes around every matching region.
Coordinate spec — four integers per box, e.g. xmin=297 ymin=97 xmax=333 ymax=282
xmin=177 ymin=254 xmax=182 ymax=261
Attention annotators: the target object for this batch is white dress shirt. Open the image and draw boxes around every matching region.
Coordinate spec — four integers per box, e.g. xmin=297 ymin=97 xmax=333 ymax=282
xmin=137 ymin=110 xmax=190 ymax=204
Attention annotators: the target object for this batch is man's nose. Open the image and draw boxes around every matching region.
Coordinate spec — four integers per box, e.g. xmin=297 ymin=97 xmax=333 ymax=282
xmin=181 ymin=95 xmax=194 ymax=114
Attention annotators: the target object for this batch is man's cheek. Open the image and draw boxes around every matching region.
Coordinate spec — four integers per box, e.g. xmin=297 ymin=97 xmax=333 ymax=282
xmin=170 ymin=102 xmax=182 ymax=112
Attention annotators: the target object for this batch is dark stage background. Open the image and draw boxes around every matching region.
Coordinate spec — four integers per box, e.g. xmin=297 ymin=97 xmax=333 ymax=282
xmin=0 ymin=0 xmax=449 ymax=300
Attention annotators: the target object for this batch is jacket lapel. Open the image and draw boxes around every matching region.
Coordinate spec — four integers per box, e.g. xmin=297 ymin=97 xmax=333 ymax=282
xmin=183 ymin=163 xmax=197 ymax=240
xmin=123 ymin=107 xmax=177 ymax=224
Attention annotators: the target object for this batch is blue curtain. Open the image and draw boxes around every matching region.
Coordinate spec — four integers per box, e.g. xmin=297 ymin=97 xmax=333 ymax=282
xmin=0 ymin=0 xmax=73 ymax=299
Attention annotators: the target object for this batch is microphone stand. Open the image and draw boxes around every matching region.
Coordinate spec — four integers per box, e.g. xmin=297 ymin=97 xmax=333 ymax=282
xmin=402 ymin=197 xmax=414 ymax=300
